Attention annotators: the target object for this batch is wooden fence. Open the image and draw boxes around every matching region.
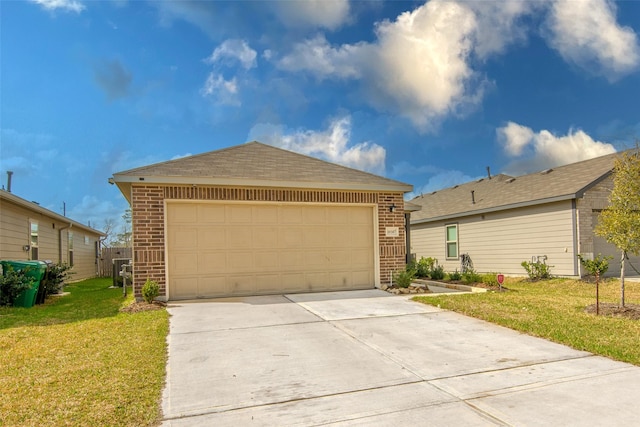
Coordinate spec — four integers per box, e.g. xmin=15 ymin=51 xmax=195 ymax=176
xmin=99 ymin=247 xmax=132 ymax=277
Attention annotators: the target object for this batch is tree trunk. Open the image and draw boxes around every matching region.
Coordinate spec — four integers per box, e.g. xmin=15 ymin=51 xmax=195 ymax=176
xmin=620 ymin=250 xmax=626 ymax=308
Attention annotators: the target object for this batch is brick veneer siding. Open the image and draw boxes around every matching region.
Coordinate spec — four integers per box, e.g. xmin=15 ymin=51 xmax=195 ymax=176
xmin=575 ymin=175 xmax=614 ymax=274
xmin=130 ymin=185 xmax=407 ymax=299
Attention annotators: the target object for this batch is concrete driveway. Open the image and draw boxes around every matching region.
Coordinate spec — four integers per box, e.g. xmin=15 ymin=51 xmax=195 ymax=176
xmin=162 ymin=290 xmax=640 ymax=426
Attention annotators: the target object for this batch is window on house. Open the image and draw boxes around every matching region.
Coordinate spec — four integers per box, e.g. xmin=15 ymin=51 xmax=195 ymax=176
xmin=446 ymin=224 xmax=458 ymax=259
xmin=68 ymin=232 xmax=74 ymax=266
xmin=30 ymin=221 xmax=39 ymax=260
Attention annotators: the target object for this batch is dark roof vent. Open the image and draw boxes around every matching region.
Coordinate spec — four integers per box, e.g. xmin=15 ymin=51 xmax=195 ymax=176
xmin=477 ymin=178 xmax=484 ymax=182
xmin=506 ymin=177 xmax=516 ymax=183
xmin=540 ymin=168 xmax=553 ymax=175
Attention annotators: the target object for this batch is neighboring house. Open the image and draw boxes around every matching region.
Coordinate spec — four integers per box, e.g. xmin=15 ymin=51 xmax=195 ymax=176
xmin=0 ymin=189 xmax=104 ymax=281
xmin=409 ymin=150 xmax=640 ymax=278
xmin=111 ymin=141 xmax=413 ymax=301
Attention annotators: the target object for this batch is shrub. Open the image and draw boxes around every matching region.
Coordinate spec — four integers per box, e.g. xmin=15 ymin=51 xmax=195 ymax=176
xmin=0 ymin=266 xmax=34 ymax=306
xmin=43 ymin=263 xmax=73 ymax=296
xmin=577 ymin=254 xmax=611 ymax=281
xmin=141 ymin=278 xmax=160 ymax=303
xmin=462 ymin=271 xmax=482 ymax=285
xmin=480 ymin=273 xmax=500 ymax=287
xmin=430 ymin=265 xmax=445 ymax=280
xmin=393 ymin=268 xmax=416 ymax=288
xmin=415 ymin=257 xmax=438 ymax=278
xmin=448 ymin=270 xmax=462 ymax=281
xmin=521 ymin=260 xmax=553 ymax=280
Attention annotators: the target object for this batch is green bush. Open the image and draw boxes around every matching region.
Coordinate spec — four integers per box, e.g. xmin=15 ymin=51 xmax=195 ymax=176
xmin=521 ymin=260 xmax=553 ymax=280
xmin=43 ymin=263 xmax=73 ymax=296
xmin=414 ymin=257 xmax=438 ymax=278
xmin=393 ymin=268 xmax=416 ymax=288
xmin=448 ymin=270 xmax=462 ymax=281
xmin=462 ymin=271 xmax=482 ymax=285
xmin=141 ymin=278 xmax=160 ymax=303
xmin=577 ymin=254 xmax=611 ymax=280
xmin=480 ymin=273 xmax=500 ymax=287
xmin=430 ymin=265 xmax=445 ymax=280
xmin=0 ymin=266 xmax=34 ymax=306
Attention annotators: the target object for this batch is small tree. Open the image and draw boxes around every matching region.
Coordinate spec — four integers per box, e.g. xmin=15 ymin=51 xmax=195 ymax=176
xmin=595 ymin=149 xmax=640 ymax=307
xmin=578 ymin=254 xmax=611 ymax=315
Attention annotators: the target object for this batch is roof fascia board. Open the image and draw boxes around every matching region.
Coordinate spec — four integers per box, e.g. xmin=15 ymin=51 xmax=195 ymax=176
xmin=574 ymin=170 xmax=613 ymax=198
xmin=0 ymin=191 xmax=105 ymax=236
xmin=112 ymin=175 xmax=413 ymax=193
xmin=411 ymin=194 xmax=576 ymax=225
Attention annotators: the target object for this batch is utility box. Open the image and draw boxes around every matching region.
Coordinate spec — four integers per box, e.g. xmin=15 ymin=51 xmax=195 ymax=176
xmin=112 ymin=258 xmax=132 ymax=287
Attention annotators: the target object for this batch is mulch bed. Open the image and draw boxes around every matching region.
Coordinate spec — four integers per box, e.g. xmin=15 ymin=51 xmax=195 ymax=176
xmin=584 ymin=303 xmax=640 ymax=320
xmin=120 ymin=301 xmax=167 ymax=313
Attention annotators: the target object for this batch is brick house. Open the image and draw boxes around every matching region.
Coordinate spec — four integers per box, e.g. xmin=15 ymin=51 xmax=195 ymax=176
xmin=409 ymin=150 xmax=640 ymax=278
xmin=111 ymin=142 xmax=413 ymax=300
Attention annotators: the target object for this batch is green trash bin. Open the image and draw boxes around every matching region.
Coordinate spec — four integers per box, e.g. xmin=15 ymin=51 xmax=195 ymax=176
xmin=0 ymin=260 xmax=47 ymax=308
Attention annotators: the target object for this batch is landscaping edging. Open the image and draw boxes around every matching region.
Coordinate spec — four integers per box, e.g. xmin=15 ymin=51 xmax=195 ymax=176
xmin=413 ymin=279 xmax=488 ymax=293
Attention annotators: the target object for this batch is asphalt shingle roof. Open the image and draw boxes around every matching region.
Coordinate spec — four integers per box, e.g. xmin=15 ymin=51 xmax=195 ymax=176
xmin=113 ymin=141 xmax=412 ymax=192
xmin=410 ymin=151 xmax=626 ymax=223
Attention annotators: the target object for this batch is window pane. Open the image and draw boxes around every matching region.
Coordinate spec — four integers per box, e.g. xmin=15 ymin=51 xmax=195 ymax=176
xmin=30 ymin=222 xmax=38 ymax=246
xmin=447 ymin=242 xmax=458 ymax=258
xmin=446 ymin=225 xmax=457 ymax=241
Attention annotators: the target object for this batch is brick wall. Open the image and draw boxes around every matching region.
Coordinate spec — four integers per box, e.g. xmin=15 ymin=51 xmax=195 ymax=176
xmin=575 ymin=175 xmax=614 ymax=265
xmin=131 ymin=185 xmax=407 ymax=299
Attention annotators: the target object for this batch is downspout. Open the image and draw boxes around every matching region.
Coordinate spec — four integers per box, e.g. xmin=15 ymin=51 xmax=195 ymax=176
xmin=58 ymin=223 xmax=72 ymax=264
xmin=405 ymin=212 xmax=412 ymax=264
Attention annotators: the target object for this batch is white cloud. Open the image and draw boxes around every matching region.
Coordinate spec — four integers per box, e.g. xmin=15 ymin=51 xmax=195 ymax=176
xmin=200 ymin=73 xmax=239 ymax=105
xmin=497 ymin=122 xmax=536 ymax=156
xmin=248 ymin=116 xmax=386 ymax=174
xmin=544 ymin=0 xmax=640 ymax=80
xmin=278 ymin=35 xmax=365 ymax=80
xmin=273 ymin=0 xmax=350 ymax=30
xmin=206 ymin=39 xmax=257 ymax=70
xmin=30 ymin=0 xmax=85 ymax=13
xmin=497 ymin=121 xmax=617 ymax=174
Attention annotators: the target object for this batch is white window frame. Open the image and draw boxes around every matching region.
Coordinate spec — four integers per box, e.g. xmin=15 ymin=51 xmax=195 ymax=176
xmin=445 ymin=223 xmax=459 ymax=259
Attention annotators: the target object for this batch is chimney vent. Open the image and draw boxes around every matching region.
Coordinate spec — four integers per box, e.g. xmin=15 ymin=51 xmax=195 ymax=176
xmin=6 ymin=171 xmax=13 ymax=193
xmin=471 ymin=190 xmax=476 ymax=204
xmin=486 ymin=166 xmax=491 ymax=179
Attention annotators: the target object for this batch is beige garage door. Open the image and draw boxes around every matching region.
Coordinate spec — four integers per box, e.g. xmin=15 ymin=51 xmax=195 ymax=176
xmin=166 ymin=202 xmax=376 ymax=300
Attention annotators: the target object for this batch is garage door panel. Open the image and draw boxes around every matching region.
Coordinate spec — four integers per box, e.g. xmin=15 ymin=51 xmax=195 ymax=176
xmin=227 ymin=252 xmax=252 ymax=273
xmin=170 ymin=253 xmax=198 ymax=274
xmin=281 ymin=206 xmax=302 ymax=224
xmin=227 ymin=275 xmax=256 ymax=294
xmin=168 ymin=205 xmax=197 ymax=224
xmin=253 ymin=227 xmax=278 ymax=248
xmin=167 ymin=203 xmax=375 ymax=299
xmin=170 ymin=228 xmax=198 ymax=250
xmin=227 ymin=227 xmax=252 ymax=248
xmin=229 ymin=205 xmax=253 ymax=223
xmin=199 ymin=228 xmax=226 ymax=249
xmin=352 ymin=270 xmax=373 ymax=286
xmin=198 ymin=276 xmax=227 ymax=296
xmin=172 ymin=277 xmax=199 ymax=299
xmin=198 ymin=205 xmax=226 ymax=223
xmin=254 ymin=252 xmax=280 ymax=271
xmin=255 ymin=206 xmax=278 ymax=224
xmin=304 ymin=207 xmax=326 ymax=224
xmin=198 ymin=252 xmax=227 ymax=274
xmin=328 ymin=227 xmax=352 ymax=246
xmin=303 ymin=227 xmax=327 ymax=247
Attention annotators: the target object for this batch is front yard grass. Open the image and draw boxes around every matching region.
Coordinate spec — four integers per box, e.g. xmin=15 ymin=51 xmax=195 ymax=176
xmin=414 ymin=277 xmax=640 ymax=366
xmin=0 ymin=277 xmax=168 ymax=426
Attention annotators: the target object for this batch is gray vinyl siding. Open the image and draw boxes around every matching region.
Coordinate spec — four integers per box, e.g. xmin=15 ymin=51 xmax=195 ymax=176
xmin=411 ymin=200 xmax=577 ymax=276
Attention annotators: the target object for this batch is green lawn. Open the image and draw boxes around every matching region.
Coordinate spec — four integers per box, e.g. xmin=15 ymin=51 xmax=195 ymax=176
xmin=0 ymin=278 xmax=168 ymax=426
xmin=414 ymin=278 xmax=640 ymax=365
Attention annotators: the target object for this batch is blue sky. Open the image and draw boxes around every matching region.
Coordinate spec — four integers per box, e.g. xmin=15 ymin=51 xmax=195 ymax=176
xmin=2 ymin=0 xmax=639 ymax=234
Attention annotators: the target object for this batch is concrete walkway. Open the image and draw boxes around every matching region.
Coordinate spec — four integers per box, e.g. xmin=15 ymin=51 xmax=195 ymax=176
xmin=162 ymin=290 xmax=640 ymax=426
